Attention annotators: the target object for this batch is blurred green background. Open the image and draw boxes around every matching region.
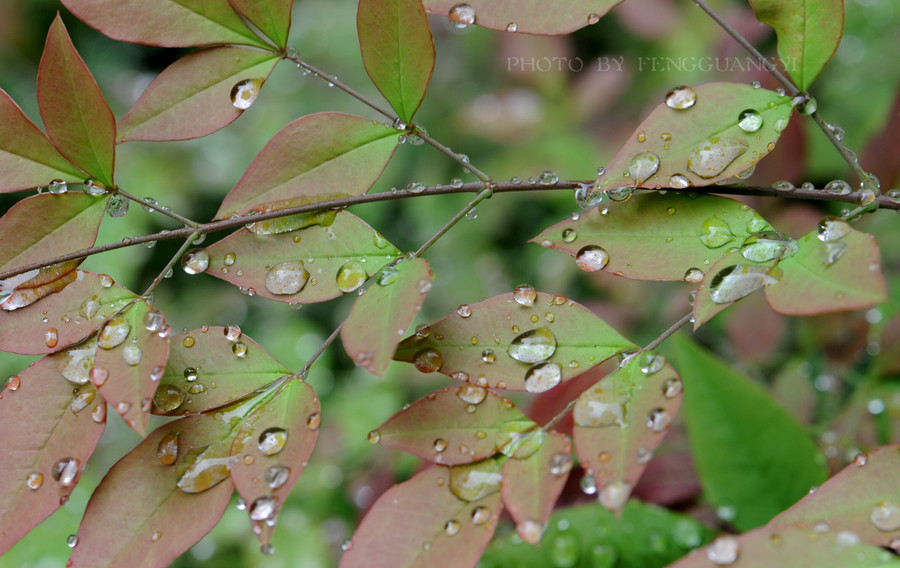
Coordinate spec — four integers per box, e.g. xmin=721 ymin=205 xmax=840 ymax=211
xmin=0 ymin=0 xmax=899 ymax=566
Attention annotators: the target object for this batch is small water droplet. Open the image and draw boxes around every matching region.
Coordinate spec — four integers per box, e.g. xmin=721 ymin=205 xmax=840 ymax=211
xmin=181 ymin=249 xmax=209 ymax=275
xmin=448 ymin=3 xmax=476 ymax=28
xmin=575 ymin=245 xmax=609 ymax=272
xmin=580 ymin=474 xmax=597 ymax=495
xmin=367 ymin=430 xmax=381 ymax=444
xmin=683 ymin=267 xmax=704 ymax=283
xmin=70 ymin=390 xmax=96 ymax=414
xmin=506 ymin=22 xmax=518 ymax=32
xmin=67 ymin=534 xmax=78 ymax=548
xmin=413 ymin=348 xmax=443 ymax=373
xmin=662 ymin=378 xmax=682 ymax=398
xmin=824 ymin=179 xmax=852 ymax=196
xmin=771 ymin=180 xmax=795 ymax=192
xmin=688 ymin=138 xmax=748 ymax=179
xmin=517 ymin=519 xmax=543 ymax=544
xmin=26 ymin=472 xmax=43 ymax=490
xmin=699 ymin=216 xmax=735 ymax=249
xmin=539 ymin=171 xmax=559 ymax=185
xmin=265 ymin=465 xmax=291 ymax=489
xmin=157 ymin=432 xmax=179 ymax=465
xmin=793 ymin=95 xmax=817 ymax=115
xmin=665 ymin=86 xmax=697 ymax=110
xmin=647 ymin=408 xmax=672 ymax=432
xmin=122 ymin=344 xmax=142 ymax=366
xmin=232 ymin=342 xmax=248 ymax=358
xmin=258 ymin=428 xmax=288 ymax=456
xmin=335 ymin=261 xmax=367 ymax=293
xmin=853 ymin=453 xmax=868 ymax=467
xmin=737 ymin=109 xmax=763 ymax=132
xmin=524 ymin=362 xmax=562 ymax=393
xmin=871 ymin=501 xmax=900 ymax=531
xmin=5 ymin=375 xmax=20 ymax=391
xmin=44 ymin=328 xmax=59 ymax=348
xmin=106 ymin=194 xmax=129 ymax=217
xmin=249 ymin=496 xmax=276 ymax=521
xmin=599 ymin=480 xmax=632 ymax=511
xmin=817 ymin=217 xmax=851 ymax=242
xmin=639 ymin=352 xmax=665 ymax=374
xmin=457 ymin=385 xmax=487 ymax=405
xmin=669 ymin=174 xmax=690 ymax=189
xmin=706 ymin=535 xmax=739 ymax=565
xmin=471 ymin=505 xmax=491 ymax=525
xmin=457 ymin=304 xmax=472 ymax=318
xmin=626 ymin=152 xmax=660 ymax=185
xmin=548 ymin=452 xmax=572 ymax=476
xmin=51 ymin=458 xmax=80 ymax=486
xmin=513 ymin=284 xmax=537 ymax=306
xmin=231 ymin=78 xmax=263 ymax=109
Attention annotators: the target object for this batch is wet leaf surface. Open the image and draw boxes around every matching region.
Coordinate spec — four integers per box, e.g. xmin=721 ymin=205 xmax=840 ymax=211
xmin=422 ymin=0 xmax=623 ymax=35
xmin=228 ymin=0 xmax=293 ymax=48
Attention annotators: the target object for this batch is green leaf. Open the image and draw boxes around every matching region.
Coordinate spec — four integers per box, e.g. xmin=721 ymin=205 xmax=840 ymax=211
xmin=0 ymin=193 xmax=106 ymax=275
xmin=229 ymin=0 xmax=293 ymax=49
xmin=374 ymin=386 xmax=534 ymax=466
xmin=750 ymin=0 xmax=845 ymax=90
xmin=118 ymin=47 xmax=280 ymax=142
xmin=533 ymin=193 xmax=770 ymax=281
xmin=0 ymin=271 xmax=136 ymax=355
xmin=93 ymin=300 xmax=171 ymax=435
xmin=339 ymin=466 xmax=502 ymax=568
xmin=37 ymin=15 xmax=116 ymax=187
xmin=358 ymin=0 xmax=435 ymax=123
xmin=665 ymin=334 xmax=827 ymax=531
xmin=341 ymin=257 xmax=432 ymax=377
xmin=0 ymin=357 xmax=105 ymax=556
xmin=203 ymin=212 xmax=402 ymax=304
xmin=394 ymin=290 xmax=635 ymax=392
xmin=573 ymin=354 xmax=682 ymax=512
xmin=230 ymin=377 xmax=319 ymax=549
xmin=765 ymin=220 xmax=886 ymax=315
xmin=0 ymin=89 xmax=84 ymax=193
xmin=60 ymin=0 xmax=268 ymax=48
xmin=69 ymin=413 xmax=235 ymax=568
xmin=593 ymin=83 xmax=793 ymax=191
xmin=501 ymin=432 xmax=571 ymax=543
xmin=422 ymin=0 xmax=623 ymax=35
xmin=154 ymin=326 xmax=291 ymax=416
xmin=772 ymin=443 xmax=900 ymax=547
xmin=215 ymin=112 xmax=400 ymax=219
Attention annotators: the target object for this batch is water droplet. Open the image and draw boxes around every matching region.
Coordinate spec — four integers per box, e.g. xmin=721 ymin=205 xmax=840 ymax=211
xmin=265 ymin=261 xmax=309 ymax=295
xmin=26 ymin=472 xmax=43 ymax=490
xmin=153 ymin=384 xmax=185 ymax=414
xmin=639 ymin=352 xmax=665 ymax=374
xmin=699 ymin=216 xmax=735 ymax=249
xmin=70 ymin=390 xmax=96 ymax=415
xmin=122 ymin=344 xmax=142 ymax=366
xmin=249 ymin=496 xmax=276 ymax=521
xmin=5 ymin=375 xmax=20 ymax=391
xmin=662 ymin=378 xmax=682 ymax=398
xmin=89 ymin=367 xmax=108 ymax=388
xmin=335 ymin=261 xmax=367 ymax=293
xmin=67 ymin=534 xmax=78 ymax=548
xmin=417 ymin=278 xmax=433 ymax=294
xmin=626 ymin=152 xmax=660 ymax=185
xmin=449 ymin=458 xmax=503 ymax=501
xmin=413 ymin=348 xmax=443 ymax=373
xmin=184 ymin=367 xmax=198 ymax=382
xmin=231 ymin=342 xmax=248 ymax=358
xmin=647 ymin=408 xmax=672 ymax=432
xmin=575 ymin=245 xmax=609 ymax=272
xmin=871 ymin=501 xmax=900 ymax=531
xmin=706 ymin=535 xmax=739 ymax=565
xmin=83 ymin=178 xmax=107 ymax=196
xmin=549 ymin=452 xmax=572 ymax=476
xmin=506 ymin=22 xmax=518 ymax=32
xmin=258 ymin=428 xmax=288 ymax=456
xmin=737 ymin=109 xmax=763 ymax=132
xmin=561 ymin=228 xmax=578 ymax=243
xmin=524 ymin=362 xmax=562 ymax=393
xmin=55 ymin=339 xmax=97 ymax=385
xmin=263 ymin=465 xmax=291 ymax=490
xmin=375 ymin=266 xmax=399 ymax=286
xmin=231 ymin=78 xmax=263 ymax=109
xmin=181 ymin=249 xmax=209 ymax=275
xmin=367 ymin=430 xmax=381 ymax=444
xmin=448 ymin=3 xmax=476 ymax=28
xmin=450 ymin=177 xmax=464 ymax=189
xmin=688 ymin=138 xmax=748 ymax=179
xmin=51 ymin=458 xmax=80 ymax=486
xmin=106 ymin=194 xmax=129 ymax=217
xmin=91 ymin=403 xmax=106 ymax=423
xmin=817 ymin=217 xmax=851 ymax=242
xmin=157 ymin=432 xmax=179 ymax=465
xmin=740 ymin=231 xmax=798 ymax=262
xmin=599 ymin=480 xmax=632 ymax=511
xmin=683 ymin=267 xmax=704 ymax=283
xmin=517 ymin=519 xmax=543 ymax=544
xmin=98 ymin=317 xmax=131 ymax=349
xmin=513 ymin=284 xmax=537 ymax=306
xmin=457 ymin=304 xmax=472 ymax=318
xmin=507 ymin=327 xmax=557 ymax=363
xmin=606 ymin=186 xmax=634 ymax=202
xmin=444 ymin=519 xmax=461 ymax=536
xmin=710 ymin=264 xmax=778 ymax=304
xmin=669 ymin=174 xmax=690 ymax=189
xmin=824 ymin=179 xmax=852 ymax=196
xmin=46 ymin=179 xmax=68 ymax=194
xmin=432 ymin=438 xmax=447 ymax=453
xmin=793 ymin=95 xmax=817 ymax=115
xmin=457 ymin=385 xmax=487 ymax=405
xmin=44 ymin=328 xmax=59 ymax=349
xmin=143 ymin=310 xmax=164 ymax=332
xmin=116 ymin=401 xmax=132 ymax=416
xmin=539 ymin=171 xmax=559 ymax=185
xmin=771 ymin=180 xmax=795 ymax=192
xmin=665 ymin=86 xmax=696 ymax=110
xmin=471 ymin=506 xmax=491 ymax=525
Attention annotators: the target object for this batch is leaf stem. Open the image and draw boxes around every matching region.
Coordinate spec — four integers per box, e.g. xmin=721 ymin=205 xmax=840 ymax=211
xmin=297 ymin=321 xmax=345 ymax=378
xmin=413 ymin=127 xmax=492 ymax=183
xmin=414 ymin=187 xmax=493 ymax=257
xmin=141 ymin=231 xmax=199 ymax=298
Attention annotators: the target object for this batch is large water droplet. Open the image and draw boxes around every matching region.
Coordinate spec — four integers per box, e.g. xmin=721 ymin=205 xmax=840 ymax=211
xmin=457 ymin=385 xmax=487 ymax=405
xmin=449 ymin=458 xmax=503 ymax=501
xmin=513 ymin=284 xmax=537 ymax=306
xmin=575 ymin=245 xmax=609 ymax=272
xmin=684 ymin=267 xmax=704 ymax=283
xmin=98 ymin=317 xmax=131 ymax=349
xmin=737 ymin=109 xmax=763 ymax=132
xmin=817 ymin=217 xmax=851 ymax=242
xmin=599 ymin=480 xmax=632 ymax=511
xmin=573 ymin=398 xmax=626 ymax=428
xmin=153 ymin=385 xmax=185 ymax=413
xmin=740 ymin=231 xmax=798 ymax=262
xmin=663 ymin=378 xmax=683 ymax=398
xmin=413 ymin=348 xmax=443 ymax=373
xmin=122 ymin=344 xmax=142 ymax=366
xmin=70 ymin=390 xmax=96 ymax=415
xmin=265 ymin=261 xmax=309 ymax=295
xmin=627 ymin=152 xmax=660 ymax=185
xmin=699 ymin=216 xmax=735 ymax=249
xmin=55 ymin=338 xmax=97 ymax=385
xmin=706 ymin=535 xmax=739 ymax=565
xmin=709 ymin=264 xmax=778 ymax=304
xmin=687 ymin=139 xmax=748 ymax=178
xmin=669 ymin=174 xmax=690 ymax=189
xmin=507 ymin=326 xmax=557 ymax=363
xmin=871 ymin=501 xmax=900 ymax=532
xmin=265 ymin=465 xmax=291 ymax=489
xmin=51 ymin=457 xmax=80 ymax=486
xmin=517 ymin=519 xmax=544 ymax=544
xmin=665 ymin=86 xmax=696 ymax=110
xmin=336 ymin=261 xmax=367 ymax=293
xmin=157 ymin=432 xmax=179 ymax=465
xmin=249 ymin=496 xmax=276 ymax=521
xmin=258 ymin=428 xmax=288 ymax=456
xmin=231 ymin=78 xmax=263 ymax=109
xmin=824 ymin=179 xmax=852 ymax=196
xmin=448 ymin=3 xmax=476 ymax=28
xmin=524 ymin=362 xmax=562 ymax=393
xmin=177 ymin=448 xmax=231 ymax=493
xmin=181 ymin=249 xmax=209 ymax=275
xmin=106 ymin=194 xmax=129 ymax=217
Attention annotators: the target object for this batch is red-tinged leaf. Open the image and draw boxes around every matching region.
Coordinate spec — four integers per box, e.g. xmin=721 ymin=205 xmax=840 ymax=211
xmin=533 ymin=193 xmax=770 ymax=281
xmin=862 ymin=85 xmax=900 ymax=190
xmin=154 ymin=326 xmax=291 ymax=415
xmin=37 ymin=16 xmax=116 ymax=186
xmin=0 ymin=357 xmax=105 ymax=556
xmin=229 ymin=0 xmax=293 ymax=49
xmin=230 ymin=378 xmax=319 ymax=548
xmin=668 ymin=524 xmax=896 ymax=568
xmin=591 ymin=83 xmax=793 ymax=192
xmin=423 ymin=1 xmax=623 ymax=35
xmin=374 ymin=386 xmax=535 ymax=466
xmin=0 ymin=270 xmax=136 ymax=355
xmin=358 ymin=0 xmax=435 ymax=123
xmin=93 ymin=300 xmax=170 ymax=435
xmin=342 ymin=257 xmax=432 ymax=377
xmin=573 ymin=354 xmax=682 ymax=513
xmin=394 ymin=291 xmax=635 ymax=392
xmin=203 ymin=212 xmax=402 ymax=304
xmin=68 ymin=413 xmax=235 ymax=568
xmin=692 ymin=251 xmax=777 ymax=330
xmin=749 ymin=0 xmax=844 ymax=91
xmin=118 ymin=47 xmax=280 ymax=142
xmin=771 ymin=443 xmax=900 ymax=546
xmin=339 ymin=466 xmax=503 ymax=568
xmin=0 ymin=89 xmax=84 ymax=193
xmin=0 ymin=193 xmax=106 ymax=275
xmin=765 ymin=220 xmax=886 ymax=315
xmin=501 ymin=432 xmax=571 ymax=542
xmin=0 ymin=259 xmax=82 ymax=312
xmin=215 ymin=112 xmax=399 ymax=219
xmin=60 ymin=0 xmax=267 ymax=48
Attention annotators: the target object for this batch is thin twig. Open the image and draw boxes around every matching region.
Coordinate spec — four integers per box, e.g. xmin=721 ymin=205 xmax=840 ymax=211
xmin=414 ymin=188 xmax=494 ymax=257
xmin=141 ymin=232 xmax=199 ymax=298
xmin=118 ymin=189 xmax=200 ymax=228
xmin=297 ymin=321 xmax=345 ymax=378
xmin=414 ymin=127 xmax=492 ymax=182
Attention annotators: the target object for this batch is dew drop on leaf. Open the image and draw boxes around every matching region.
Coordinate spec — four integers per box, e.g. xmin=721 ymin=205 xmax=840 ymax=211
xmin=98 ymin=317 xmax=131 ymax=349
xmin=177 ymin=449 xmax=231 ymax=493
xmin=740 ymin=231 xmax=798 ymax=262
xmin=517 ymin=519 xmax=544 ymax=544
xmin=265 ymin=261 xmax=309 ymax=295
xmin=662 ymin=378 xmax=682 ymax=398
xmin=871 ymin=501 xmax=900 ymax=532
xmin=67 ymin=534 xmax=78 ymax=548
xmin=44 ymin=328 xmax=59 ymax=349
xmin=587 ymin=13 xmax=600 ymax=24
xmin=433 ymin=438 xmax=447 ymax=452
xmin=457 ymin=385 xmax=487 ymax=405
xmin=48 ymin=179 xmax=67 ymax=194
xmin=699 ymin=216 xmax=735 ymax=249
xmin=265 ymin=465 xmax=291 ymax=489
xmin=122 ymin=344 xmax=142 ymax=366
xmin=507 ymin=326 xmax=557 ymax=363
xmin=817 ymin=217 xmax=851 ymax=242
xmin=306 ymin=412 xmax=321 ymax=431
xmin=336 ymin=261 xmax=367 ymax=293
xmin=232 ymin=342 xmax=248 ymax=358
xmin=665 ymin=86 xmax=696 ymax=110
xmin=524 ymin=362 xmax=562 ymax=393
xmin=231 ymin=78 xmax=263 ymax=109
xmin=669 ymin=174 xmax=690 ymax=189
xmin=444 ymin=520 xmax=461 ymax=536
xmin=707 ymin=535 xmax=739 ymax=565
xmin=26 ymin=472 xmax=43 ymax=490
xmin=562 ymin=228 xmax=577 ymax=243
xmin=575 ymin=245 xmax=609 ymax=272
xmin=599 ymin=480 xmax=632 ymax=511
xmin=506 ymin=22 xmax=518 ymax=32
xmin=117 ymin=401 xmax=132 ymax=415
xmin=181 ymin=249 xmax=210 ymax=275
xmin=258 ymin=428 xmax=288 ymax=456
xmin=51 ymin=458 xmax=80 ymax=487
xmin=153 ymin=385 xmax=185 ymax=413
xmin=548 ymin=452 xmax=573 ymax=476
xmin=626 ymin=152 xmax=660 ymax=185
xmin=448 ymin=3 xmax=476 ymax=28
xmin=449 ymin=458 xmax=503 ymax=501
xmin=70 ymin=390 xmax=96 ymax=415
xmin=687 ymin=138 xmax=748 ymax=179
xmin=580 ymin=473 xmax=597 ymax=495
xmin=56 ymin=339 xmax=97 ymax=385
xmin=249 ymin=496 xmax=276 ymax=521
xmin=513 ymin=284 xmax=537 ymax=306
xmin=574 ymin=398 xmax=626 ymax=428
xmin=646 ymin=408 xmax=672 ymax=432
xmin=156 ymin=432 xmax=179 ymax=466
xmin=639 ymin=352 xmax=665 ymax=374
xmin=367 ymin=430 xmax=381 ymax=444
xmin=684 ymin=267 xmax=704 ymax=283
xmin=709 ymin=264 xmax=779 ymax=304
xmin=737 ymin=109 xmax=763 ymax=132
xmin=91 ymin=403 xmax=106 ymax=423
xmin=481 ymin=349 xmax=495 ymax=364
xmin=413 ymin=348 xmax=443 ymax=373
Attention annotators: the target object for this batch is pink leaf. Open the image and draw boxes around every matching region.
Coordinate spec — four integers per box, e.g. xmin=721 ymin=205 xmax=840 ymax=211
xmin=341 ymin=257 xmax=432 ymax=376
xmin=0 ymin=356 xmax=105 ymax=556
xmin=423 ymin=1 xmax=623 ymax=35
xmin=0 ymin=260 xmax=81 ymax=312
xmin=229 ymin=0 xmax=293 ymax=49
xmin=37 ymin=15 xmax=116 ymax=186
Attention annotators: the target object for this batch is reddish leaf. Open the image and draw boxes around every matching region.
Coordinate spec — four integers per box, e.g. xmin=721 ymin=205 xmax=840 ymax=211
xmin=230 ymin=378 xmax=319 ymax=548
xmin=533 ymin=193 xmax=770 ymax=281
xmin=394 ymin=291 xmax=635 ymax=392
xmin=203 ymin=212 xmax=402 ymax=304
xmin=592 ymin=83 xmax=793 ymax=192
xmin=501 ymin=432 xmax=571 ymax=542
xmin=214 ymin=112 xmax=399 ymax=219
xmin=60 ymin=0 xmax=267 ymax=48
xmin=1 ymin=260 xmax=82 ymax=312
xmin=339 ymin=466 xmax=503 ymax=568
xmin=358 ymin=0 xmax=435 ymax=123
xmin=37 ymin=16 xmax=116 ymax=186
xmin=862 ymin=85 xmax=900 ymax=190
xmin=0 ymin=270 xmax=136 ymax=355
xmin=692 ymin=251 xmax=775 ymax=329
xmin=229 ymin=0 xmax=293 ymax=49
xmin=93 ymin=300 xmax=170 ymax=435
xmin=68 ymin=413 xmax=235 ymax=568
xmin=0 ymin=89 xmax=84 ymax=193
xmin=0 ymin=193 xmax=106 ymax=275
xmin=118 ymin=47 xmax=280 ymax=142
xmin=374 ymin=386 xmax=535 ymax=466
xmin=422 ymin=1 xmax=623 ymax=35
xmin=154 ymin=326 xmax=291 ymax=416
xmin=0 ymin=357 xmax=105 ymax=556
xmin=765 ymin=221 xmax=886 ymax=315
xmin=342 ymin=257 xmax=432 ymax=377
xmin=573 ymin=354 xmax=682 ymax=512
